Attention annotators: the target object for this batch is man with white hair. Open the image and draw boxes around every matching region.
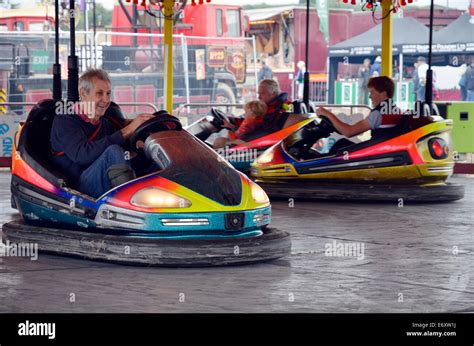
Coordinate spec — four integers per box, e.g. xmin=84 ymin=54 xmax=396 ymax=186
xmin=50 ymin=69 xmax=154 ymax=198
xmin=257 ymin=78 xmax=292 ymax=127
xmin=222 ymin=79 xmax=292 ymax=139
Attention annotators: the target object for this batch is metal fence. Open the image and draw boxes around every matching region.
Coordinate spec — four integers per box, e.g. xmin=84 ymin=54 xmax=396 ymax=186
xmin=291 ymin=78 xmax=328 ymax=104
xmin=0 ymin=30 xmax=258 ymax=124
xmin=309 ymin=80 xmax=328 ymax=104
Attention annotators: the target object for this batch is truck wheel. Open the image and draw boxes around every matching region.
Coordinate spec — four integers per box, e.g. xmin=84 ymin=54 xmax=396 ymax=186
xmin=215 ymin=83 xmax=236 ymax=108
xmin=215 ymin=83 xmax=236 ymax=113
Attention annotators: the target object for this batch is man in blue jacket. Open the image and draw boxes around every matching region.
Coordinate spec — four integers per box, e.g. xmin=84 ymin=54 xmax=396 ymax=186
xmin=50 ymin=69 xmax=154 ymax=198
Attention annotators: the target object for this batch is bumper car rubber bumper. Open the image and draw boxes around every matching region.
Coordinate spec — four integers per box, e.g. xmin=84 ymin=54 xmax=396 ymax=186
xmin=1 ymin=220 xmax=291 ymax=267
xmin=257 ymin=181 xmax=464 ymax=203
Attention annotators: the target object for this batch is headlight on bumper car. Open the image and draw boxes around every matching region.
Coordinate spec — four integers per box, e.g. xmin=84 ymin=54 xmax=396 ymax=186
xmin=250 ymin=182 xmax=270 ymax=205
xmin=131 ymin=187 xmax=192 ymax=208
xmin=256 ymin=150 xmax=274 ymax=164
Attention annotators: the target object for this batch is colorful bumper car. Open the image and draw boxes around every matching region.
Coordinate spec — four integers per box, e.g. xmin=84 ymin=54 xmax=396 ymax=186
xmin=3 ymin=100 xmax=291 ymax=266
xmin=251 ymin=110 xmax=464 ymax=202
xmin=185 ymin=105 xmax=312 ymax=171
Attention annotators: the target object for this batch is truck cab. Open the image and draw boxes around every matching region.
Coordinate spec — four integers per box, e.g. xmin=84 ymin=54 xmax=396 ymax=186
xmin=111 ymin=2 xmax=245 ymax=44
xmin=0 ymin=5 xmax=54 ymax=32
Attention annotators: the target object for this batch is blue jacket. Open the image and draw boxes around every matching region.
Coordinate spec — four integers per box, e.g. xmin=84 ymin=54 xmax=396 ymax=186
xmin=370 ymin=61 xmax=381 ymax=76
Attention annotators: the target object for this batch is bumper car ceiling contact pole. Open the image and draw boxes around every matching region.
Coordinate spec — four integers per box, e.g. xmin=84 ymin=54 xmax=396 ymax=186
xmin=163 ymin=0 xmax=174 ymax=113
xmin=381 ymin=0 xmax=393 ymax=77
xmin=68 ymin=0 xmax=79 ymax=102
xmin=53 ymin=0 xmax=62 ymax=100
xmin=424 ymin=0 xmax=435 ymax=114
xmin=303 ymin=0 xmax=310 ymax=107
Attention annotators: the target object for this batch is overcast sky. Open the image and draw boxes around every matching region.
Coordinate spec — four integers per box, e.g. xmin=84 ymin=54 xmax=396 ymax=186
xmin=97 ymin=0 xmax=470 ymax=10
xmin=8 ymin=0 xmax=473 ymax=10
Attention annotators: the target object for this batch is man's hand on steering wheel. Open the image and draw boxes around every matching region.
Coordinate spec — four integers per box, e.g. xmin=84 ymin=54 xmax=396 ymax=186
xmin=316 ymin=106 xmax=331 ymax=118
xmin=121 ymin=113 xmax=155 ymax=139
xmin=129 ymin=113 xmax=182 ymax=152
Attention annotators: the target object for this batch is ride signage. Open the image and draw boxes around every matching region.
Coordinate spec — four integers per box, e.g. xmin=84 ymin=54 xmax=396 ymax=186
xmin=207 ymin=47 xmax=226 ymax=68
xmin=226 ymin=49 xmax=246 ymax=83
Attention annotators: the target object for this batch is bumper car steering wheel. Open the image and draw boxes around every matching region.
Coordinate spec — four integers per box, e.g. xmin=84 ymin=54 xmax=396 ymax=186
xmin=317 ymin=115 xmax=340 ymax=135
xmin=287 ymin=116 xmax=341 ymax=160
xmin=210 ymin=108 xmax=231 ymax=129
xmin=130 ymin=111 xmax=182 ymax=151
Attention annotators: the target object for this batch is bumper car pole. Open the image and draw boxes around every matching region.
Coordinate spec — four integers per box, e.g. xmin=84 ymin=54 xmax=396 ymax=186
xmin=67 ymin=0 xmax=79 ymax=102
xmin=303 ymin=0 xmax=310 ymax=107
xmin=163 ymin=0 xmax=174 ymax=113
xmin=53 ymin=0 xmax=62 ymax=100
xmin=424 ymin=0 xmax=435 ymax=115
xmin=381 ymin=0 xmax=393 ymax=78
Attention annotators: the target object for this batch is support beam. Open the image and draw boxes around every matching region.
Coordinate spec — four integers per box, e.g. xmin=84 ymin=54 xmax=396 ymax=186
xmin=303 ymin=0 xmax=310 ymax=106
xmin=381 ymin=0 xmax=392 ymax=78
xmin=163 ymin=0 xmax=174 ymax=113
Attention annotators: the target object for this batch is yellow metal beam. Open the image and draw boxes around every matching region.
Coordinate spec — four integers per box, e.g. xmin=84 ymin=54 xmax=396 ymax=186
xmin=381 ymin=0 xmax=393 ymax=78
xmin=163 ymin=0 xmax=174 ymax=112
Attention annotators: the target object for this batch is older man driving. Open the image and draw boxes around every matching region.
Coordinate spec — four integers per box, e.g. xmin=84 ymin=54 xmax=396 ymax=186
xmin=50 ymin=69 xmax=154 ymax=198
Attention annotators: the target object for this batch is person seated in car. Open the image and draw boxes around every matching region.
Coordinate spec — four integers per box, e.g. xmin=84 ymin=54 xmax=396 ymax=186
xmin=50 ymin=69 xmax=154 ymax=198
xmin=316 ymin=76 xmax=400 ymax=153
xmin=257 ymin=79 xmax=292 ymax=125
xmin=214 ymin=100 xmax=267 ymax=148
xmin=213 ymin=79 xmax=291 ymax=148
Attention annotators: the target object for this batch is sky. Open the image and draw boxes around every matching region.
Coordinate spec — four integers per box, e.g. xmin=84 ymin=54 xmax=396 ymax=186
xmin=99 ymin=0 xmax=470 ymax=10
xmin=8 ymin=0 xmax=473 ymax=11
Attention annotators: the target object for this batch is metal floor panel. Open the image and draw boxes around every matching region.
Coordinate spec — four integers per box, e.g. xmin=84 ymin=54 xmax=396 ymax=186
xmin=1 ymin=170 xmax=473 ymax=313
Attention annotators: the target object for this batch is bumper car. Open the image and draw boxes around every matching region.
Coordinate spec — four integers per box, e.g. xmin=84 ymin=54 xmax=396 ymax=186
xmin=3 ymin=100 xmax=291 ymax=266
xmin=251 ymin=109 xmax=464 ymax=203
xmin=185 ymin=104 xmax=312 ymax=172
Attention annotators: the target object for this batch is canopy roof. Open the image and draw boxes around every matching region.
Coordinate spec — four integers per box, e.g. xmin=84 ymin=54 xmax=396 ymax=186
xmin=432 ymin=13 xmax=474 ymax=53
xmin=329 ymin=17 xmax=430 ymax=57
xmin=246 ymin=6 xmax=305 ymax=22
